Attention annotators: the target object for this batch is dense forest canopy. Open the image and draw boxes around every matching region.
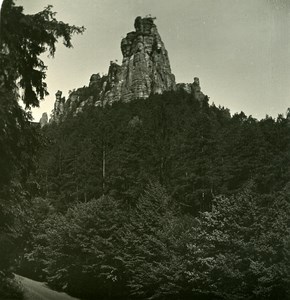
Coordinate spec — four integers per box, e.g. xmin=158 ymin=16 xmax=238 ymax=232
xmin=35 ymin=90 xmax=290 ymax=213
xmin=20 ymin=89 xmax=290 ymax=299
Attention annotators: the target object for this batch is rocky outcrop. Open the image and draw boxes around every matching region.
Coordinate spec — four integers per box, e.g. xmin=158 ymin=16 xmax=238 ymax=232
xmin=39 ymin=112 xmax=48 ymax=127
xmin=177 ymin=77 xmax=206 ymax=102
xmin=103 ymin=16 xmax=176 ymax=104
xmin=89 ymin=73 xmax=101 ymax=87
xmin=49 ymin=16 xmax=207 ymax=123
xmin=51 ymin=90 xmax=65 ymax=123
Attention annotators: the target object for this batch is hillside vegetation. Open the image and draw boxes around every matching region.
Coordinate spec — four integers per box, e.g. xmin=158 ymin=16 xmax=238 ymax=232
xmin=18 ymin=91 xmax=290 ymax=300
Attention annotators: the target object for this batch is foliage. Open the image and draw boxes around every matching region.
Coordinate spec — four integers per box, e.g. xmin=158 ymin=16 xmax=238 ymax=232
xmin=31 ymin=196 xmax=127 ymax=299
xmin=35 ymin=91 xmax=290 ymax=213
xmin=120 ymin=182 xmax=192 ymax=299
xmin=0 ymin=0 xmax=84 ymax=296
xmin=17 ymin=197 xmax=55 ymax=280
xmin=0 ymin=0 xmax=85 ymax=184
xmin=22 ymin=83 xmax=290 ymax=299
xmin=25 ymin=180 xmax=290 ymax=300
xmin=1 ymin=0 xmax=85 ymax=107
xmin=186 ymin=189 xmax=290 ymax=299
xmin=0 ymin=272 xmax=24 ymax=300
xmin=25 ymin=184 xmax=193 ymax=299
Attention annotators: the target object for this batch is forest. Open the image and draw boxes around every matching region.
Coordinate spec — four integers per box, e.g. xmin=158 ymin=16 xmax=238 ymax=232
xmin=1 ymin=1 xmax=290 ymax=300
xmin=8 ymin=90 xmax=290 ymax=300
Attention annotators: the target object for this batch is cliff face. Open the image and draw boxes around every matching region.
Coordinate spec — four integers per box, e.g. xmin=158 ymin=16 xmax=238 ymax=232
xmin=103 ymin=16 xmax=176 ymax=104
xmin=50 ymin=16 xmax=206 ymax=123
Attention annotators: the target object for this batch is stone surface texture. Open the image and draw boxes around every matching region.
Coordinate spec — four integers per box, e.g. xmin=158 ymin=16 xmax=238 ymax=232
xmin=39 ymin=112 xmax=48 ymax=127
xmin=51 ymin=90 xmax=65 ymax=123
xmin=103 ymin=16 xmax=176 ymax=104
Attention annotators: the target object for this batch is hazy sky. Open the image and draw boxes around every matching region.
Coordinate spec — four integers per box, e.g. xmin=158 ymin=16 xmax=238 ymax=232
xmin=13 ymin=0 xmax=290 ymax=120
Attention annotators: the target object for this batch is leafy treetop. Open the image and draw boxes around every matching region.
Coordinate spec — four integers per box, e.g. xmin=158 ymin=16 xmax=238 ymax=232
xmin=0 ymin=0 xmax=85 ymax=107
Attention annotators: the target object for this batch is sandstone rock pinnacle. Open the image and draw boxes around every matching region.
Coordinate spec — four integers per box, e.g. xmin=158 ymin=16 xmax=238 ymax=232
xmin=49 ymin=16 xmax=207 ymax=123
xmin=39 ymin=112 xmax=48 ymax=127
xmin=51 ymin=90 xmax=65 ymax=123
xmin=103 ymin=16 xmax=176 ymax=104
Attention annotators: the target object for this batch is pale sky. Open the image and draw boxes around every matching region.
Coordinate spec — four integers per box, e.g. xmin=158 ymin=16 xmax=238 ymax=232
xmin=12 ymin=0 xmax=290 ymax=121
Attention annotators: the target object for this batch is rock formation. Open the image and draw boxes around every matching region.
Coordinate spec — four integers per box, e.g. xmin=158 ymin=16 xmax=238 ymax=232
xmin=49 ymin=16 xmax=207 ymax=123
xmin=51 ymin=90 xmax=65 ymax=123
xmin=89 ymin=73 xmax=101 ymax=87
xmin=103 ymin=16 xmax=176 ymax=104
xmin=176 ymin=77 xmax=206 ymax=102
xmin=39 ymin=112 xmax=48 ymax=127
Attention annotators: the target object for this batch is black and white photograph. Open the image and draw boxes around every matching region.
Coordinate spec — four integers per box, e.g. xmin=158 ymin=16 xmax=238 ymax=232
xmin=0 ymin=0 xmax=289 ymax=299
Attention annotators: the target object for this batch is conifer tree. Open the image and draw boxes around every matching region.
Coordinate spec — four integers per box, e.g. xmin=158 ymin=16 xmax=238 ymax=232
xmin=0 ymin=0 xmax=84 ymax=296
